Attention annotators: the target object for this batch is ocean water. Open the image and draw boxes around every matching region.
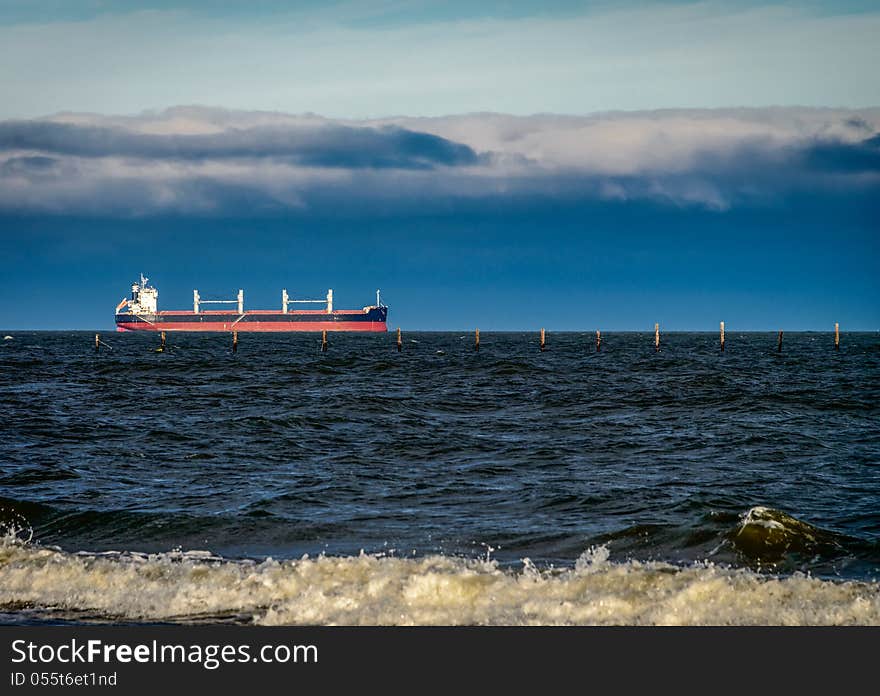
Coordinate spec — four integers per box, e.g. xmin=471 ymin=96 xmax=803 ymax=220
xmin=1 ymin=330 xmax=879 ymax=625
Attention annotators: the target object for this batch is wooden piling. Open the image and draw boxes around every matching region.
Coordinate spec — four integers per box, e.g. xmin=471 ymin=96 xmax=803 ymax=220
xmin=475 ymin=328 xmax=480 ymax=352
xmin=654 ymin=323 xmax=660 ymax=352
xmin=777 ymin=330 xmax=783 ymax=353
xmin=720 ymin=321 xmax=725 ymax=352
xmin=232 ymin=330 xmax=238 ymax=354
xmin=596 ymin=330 xmax=601 ymax=352
xmin=540 ymin=328 xmax=546 ymax=352
xmin=321 ymin=330 xmax=328 ymax=352
xmin=397 ymin=327 xmax=402 ymax=352
xmin=835 ymin=323 xmax=840 ymax=351
xmin=95 ymin=333 xmax=100 ymax=352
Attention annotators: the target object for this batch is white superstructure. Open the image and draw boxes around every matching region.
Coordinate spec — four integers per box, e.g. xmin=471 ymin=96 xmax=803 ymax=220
xmin=117 ymin=275 xmax=356 ymax=319
xmin=124 ymin=274 xmax=158 ymax=314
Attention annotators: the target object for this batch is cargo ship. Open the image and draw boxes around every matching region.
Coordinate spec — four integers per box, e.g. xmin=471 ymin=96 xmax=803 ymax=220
xmin=115 ymin=275 xmax=388 ymax=332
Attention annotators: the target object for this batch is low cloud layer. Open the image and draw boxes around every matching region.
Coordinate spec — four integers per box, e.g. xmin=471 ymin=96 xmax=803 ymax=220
xmin=1 ymin=106 xmax=878 ymax=215
xmin=0 ymin=121 xmax=480 ymax=169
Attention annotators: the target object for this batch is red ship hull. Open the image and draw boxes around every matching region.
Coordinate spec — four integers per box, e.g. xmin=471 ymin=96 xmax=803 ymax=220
xmin=115 ymin=308 xmax=388 ymax=333
xmin=116 ymin=321 xmax=388 ymax=332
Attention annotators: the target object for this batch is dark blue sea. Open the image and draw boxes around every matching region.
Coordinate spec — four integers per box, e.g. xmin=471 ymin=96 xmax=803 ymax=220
xmin=1 ymin=330 xmax=879 ymax=625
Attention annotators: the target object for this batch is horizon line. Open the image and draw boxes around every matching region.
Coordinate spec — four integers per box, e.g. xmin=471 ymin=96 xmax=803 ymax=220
xmin=2 ymin=328 xmax=877 ymax=334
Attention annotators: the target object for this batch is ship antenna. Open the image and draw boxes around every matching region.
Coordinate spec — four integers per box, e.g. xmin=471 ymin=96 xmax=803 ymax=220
xmin=377 ymin=289 xmax=381 ymax=307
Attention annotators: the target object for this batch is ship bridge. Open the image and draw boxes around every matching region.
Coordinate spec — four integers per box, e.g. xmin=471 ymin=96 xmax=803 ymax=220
xmin=117 ymin=274 xmax=158 ymax=315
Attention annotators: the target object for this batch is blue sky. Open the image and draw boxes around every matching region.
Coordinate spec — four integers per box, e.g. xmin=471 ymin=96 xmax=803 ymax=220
xmin=0 ymin=2 xmax=878 ymax=330
xmin=1 ymin=1 xmax=878 ymax=117
xmin=2 ymin=194 xmax=877 ymax=331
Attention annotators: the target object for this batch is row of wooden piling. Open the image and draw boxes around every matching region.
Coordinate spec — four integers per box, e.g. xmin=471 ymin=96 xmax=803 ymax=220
xmin=437 ymin=324 xmax=842 ymax=353
xmin=93 ymin=323 xmax=846 ymax=353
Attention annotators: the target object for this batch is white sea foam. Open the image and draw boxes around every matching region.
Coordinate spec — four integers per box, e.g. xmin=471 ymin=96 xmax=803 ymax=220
xmin=1 ymin=539 xmax=878 ymax=625
xmin=0 ymin=541 xmax=880 ymax=625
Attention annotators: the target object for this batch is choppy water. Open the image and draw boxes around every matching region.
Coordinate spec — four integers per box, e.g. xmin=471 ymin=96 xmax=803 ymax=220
xmin=1 ymin=330 xmax=879 ymax=625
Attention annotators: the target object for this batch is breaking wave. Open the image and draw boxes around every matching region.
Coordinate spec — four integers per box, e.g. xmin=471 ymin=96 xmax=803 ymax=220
xmin=2 ymin=536 xmax=878 ymax=626
xmin=730 ymin=506 xmax=853 ymax=562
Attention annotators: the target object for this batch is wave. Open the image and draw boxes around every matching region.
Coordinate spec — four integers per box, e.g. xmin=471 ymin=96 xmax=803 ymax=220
xmin=1 ymin=538 xmax=878 ymax=626
xmin=729 ymin=506 xmax=854 ymax=561
xmin=561 ymin=506 xmax=879 ymax=577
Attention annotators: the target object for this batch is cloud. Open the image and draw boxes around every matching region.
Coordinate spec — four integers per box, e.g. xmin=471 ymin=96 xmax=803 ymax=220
xmin=802 ymin=133 xmax=880 ymax=173
xmin=0 ymin=106 xmax=878 ymax=216
xmin=0 ymin=155 xmax=61 ymax=176
xmin=0 ymin=121 xmax=479 ymax=169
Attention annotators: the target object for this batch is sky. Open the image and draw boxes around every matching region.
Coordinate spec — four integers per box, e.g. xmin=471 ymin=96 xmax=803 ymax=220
xmin=0 ymin=1 xmax=878 ymax=330
xmin=1 ymin=1 xmax=879 ymax=118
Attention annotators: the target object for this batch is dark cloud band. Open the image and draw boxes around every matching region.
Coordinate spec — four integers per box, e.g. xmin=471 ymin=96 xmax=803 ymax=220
xmin=0 ymin=108 xmax=877 ymax=216
xmin=0 ymin=121 xmax=480 ymax=169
